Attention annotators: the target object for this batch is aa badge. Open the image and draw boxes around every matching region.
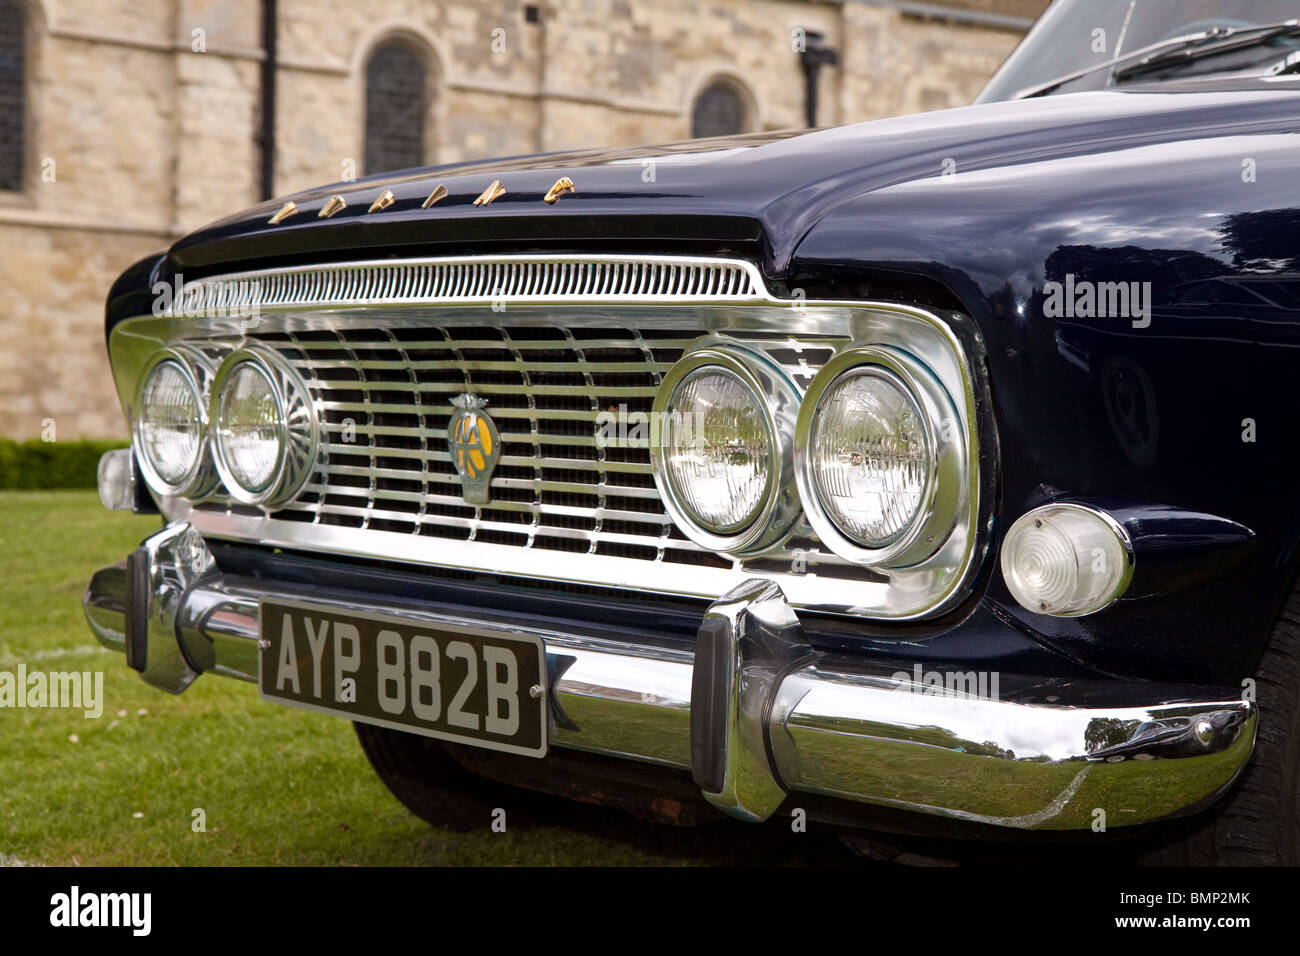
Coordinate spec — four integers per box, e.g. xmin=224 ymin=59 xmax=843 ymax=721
xmin=449 ymin=393 xmax=500 ymax=504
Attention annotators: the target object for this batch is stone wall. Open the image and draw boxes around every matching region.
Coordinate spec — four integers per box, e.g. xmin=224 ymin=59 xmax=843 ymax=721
xmin=0 ymin=0 xmax=1045 ymax=440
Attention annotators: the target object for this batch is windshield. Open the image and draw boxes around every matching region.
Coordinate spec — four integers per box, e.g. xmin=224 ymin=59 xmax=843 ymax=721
xmin=977 ymin=0 xmax=1300 ymax=102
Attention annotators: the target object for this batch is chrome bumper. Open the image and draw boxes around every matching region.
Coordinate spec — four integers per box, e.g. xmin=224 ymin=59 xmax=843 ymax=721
xmin=85 ymin=522 xmax=1257 ymax=831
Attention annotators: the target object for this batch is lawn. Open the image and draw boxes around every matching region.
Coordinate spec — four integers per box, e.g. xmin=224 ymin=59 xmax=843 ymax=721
xmin=0 ymin=491 xmax=849 ymax=866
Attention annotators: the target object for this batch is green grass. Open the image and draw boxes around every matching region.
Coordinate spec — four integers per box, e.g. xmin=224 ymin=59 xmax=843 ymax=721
xmin=0 ymin=491 xmax=848 ymax=866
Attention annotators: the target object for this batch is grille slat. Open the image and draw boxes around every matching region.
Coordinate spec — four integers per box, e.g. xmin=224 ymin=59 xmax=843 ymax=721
xmin=300 ymin=358 xmax=672 ymax=374
xmin=311 ymin=380 xmax=659 ymax=397
xmin=312 ymin=502 xmax=673 ymax=547
xmin=318 ymin=465 xmax=663 ymax=500
xmin=318 ymin=402 xmax=612 ymax=422
xmin=303 ymin=483 xmax=671 ymax=526
xmin=320 ymin=444 xmax=655 ymax=473
xmin=323 ymin=423 xmax=646 ymax=449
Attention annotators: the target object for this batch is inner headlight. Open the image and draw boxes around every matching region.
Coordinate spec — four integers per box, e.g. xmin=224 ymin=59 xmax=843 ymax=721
xmin=217 ymin=361 xmax=283 ymax=496
xmin=134 ymin=349 xmax=213 ymax=498
xmin=663 ymin=368 xmax=770 ymax=533
xmin=796 ymin=346 xmax=965 ymax=568
xmin=651 ymin=345 xmax=800 ymax=553
xmin=210 ymin=347 xmax=318 ymax=507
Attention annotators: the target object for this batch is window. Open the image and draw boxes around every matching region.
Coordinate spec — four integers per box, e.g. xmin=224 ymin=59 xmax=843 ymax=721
xmin=364 ymin=40 xmax=428 ymax=175
xmin=691 ymin=80 xmax=749 ymax=139
xmin=0 ymin=0 xmax=24 ymax=190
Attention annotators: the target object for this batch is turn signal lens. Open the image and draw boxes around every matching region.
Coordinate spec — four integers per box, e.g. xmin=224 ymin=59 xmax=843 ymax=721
xmin=1001 ymin=503 xmax=1132 ymax=616
xmin=97 ymin=448 xmax=136 ymax=511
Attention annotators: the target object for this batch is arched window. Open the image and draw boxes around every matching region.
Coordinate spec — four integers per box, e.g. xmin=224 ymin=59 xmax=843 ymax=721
xmin=0 ymin=0 xmax=25 ymax=190
xmin=364 ymin=40 xmax=429 ymax=175
xmin=691 ymin=80 xmax=750 ymax=139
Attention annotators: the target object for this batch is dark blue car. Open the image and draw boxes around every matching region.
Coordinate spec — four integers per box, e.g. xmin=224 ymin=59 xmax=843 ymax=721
xmin=86 ymin=0 xmax=1300 ymax=864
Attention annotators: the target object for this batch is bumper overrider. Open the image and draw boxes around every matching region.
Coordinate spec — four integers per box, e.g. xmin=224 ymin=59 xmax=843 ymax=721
xmin=84 ymin=522 xmax=1256 ymax=832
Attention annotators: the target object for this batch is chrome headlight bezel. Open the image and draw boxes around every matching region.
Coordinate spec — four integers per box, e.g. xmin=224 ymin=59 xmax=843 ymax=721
xmin=650 ymin=344 xmax=802 ymax=554
xmin=795 ymin=345 xmax=966 ymax=568
xmin=209 ymin=345 xmax=319 ymax=508
xmin=132 ymin=346 xmax=218 ymax=500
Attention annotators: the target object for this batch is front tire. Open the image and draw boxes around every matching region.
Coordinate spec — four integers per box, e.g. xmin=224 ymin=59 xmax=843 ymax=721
xmin=354 ymin=722 xmax=525 ymax=832
xmin=1138 ymin=585 xmax=1300 ymax=865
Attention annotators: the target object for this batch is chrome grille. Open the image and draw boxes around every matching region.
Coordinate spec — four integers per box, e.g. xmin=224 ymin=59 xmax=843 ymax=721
xmin=126 ymin=254 xmax=983 ymax=619
xmin=239 ymin=324 xmax=843 ymax=571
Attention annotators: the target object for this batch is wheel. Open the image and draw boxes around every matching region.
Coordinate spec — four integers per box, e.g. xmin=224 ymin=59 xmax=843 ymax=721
xmin=354 ymin=722 xmax=527 ymax=832
xmin=1137 ymin=584 xmax=1300 ymax=865
xmin=357 ymin=720 xmax=730 ymax=832
xmin=839 ymin=832 xmax=960 ymax=866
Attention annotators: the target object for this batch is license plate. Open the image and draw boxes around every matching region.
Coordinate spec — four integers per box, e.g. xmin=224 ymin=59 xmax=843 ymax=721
xmin=258 ymin=599 xmax=547 ymax=757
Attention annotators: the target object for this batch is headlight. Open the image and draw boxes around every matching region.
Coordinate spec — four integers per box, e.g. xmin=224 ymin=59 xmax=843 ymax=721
xmin=210 ymin=347 xmax=318 ymax=507
xmin=796 ymin=346 xmax=965 ymax=568
xmin=809 ymin=368 xmax=928 ymax=546
xmin=663 ymin=368 xmax=769 ymax=532
xmin=650 ymin=345 xmax=800 ymax=553
xmin=218 ymin=361 xmax=282 ymax=495
xmin=1001 ymin=503 xmax=1133 ymax=616
xmin=134 ymin=349 xmax=214 ymax=498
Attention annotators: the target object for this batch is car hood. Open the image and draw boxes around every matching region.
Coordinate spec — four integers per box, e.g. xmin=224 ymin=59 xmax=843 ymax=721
xmin=166 ymin=87 xmax=1300 ymax=281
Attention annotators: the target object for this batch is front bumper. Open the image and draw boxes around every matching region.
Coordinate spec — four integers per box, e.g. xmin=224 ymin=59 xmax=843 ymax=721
xmin=85 ymin=522 xmax=1257 ymax=832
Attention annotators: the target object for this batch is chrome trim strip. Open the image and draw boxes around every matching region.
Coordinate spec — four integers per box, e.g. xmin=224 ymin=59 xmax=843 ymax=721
xmin=692 ymin=579 xmax=815 ymax=821
xmin=773 ymin=669 xmax=1253 ymax=829
xmin=165 ymin=254 xmax=766 ymax=317
xmin=85 ymin=531 xmax=1257 ymax=831
xmin=170 ymin=506 xmax=904 ymax=611
xmin=119 ymin=523 xmax=216 ymax=694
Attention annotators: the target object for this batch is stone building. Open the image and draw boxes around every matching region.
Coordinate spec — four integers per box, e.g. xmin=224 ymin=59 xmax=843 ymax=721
xmin=0 ymin=0 xmax=1046 ymax=440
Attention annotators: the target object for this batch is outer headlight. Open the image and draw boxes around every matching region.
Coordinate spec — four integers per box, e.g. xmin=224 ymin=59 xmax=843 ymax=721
xmin=210 ymin=346 xmax=318 ymax=507
xmin=650 ymin=345 xmax=800 ymax=553
xmin=134 ymin=348 xmax=215 ymax=498
xmin=796 ymin=346 xmax=965 ymax=568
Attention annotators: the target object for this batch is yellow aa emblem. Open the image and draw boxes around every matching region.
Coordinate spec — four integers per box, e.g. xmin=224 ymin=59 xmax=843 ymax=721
xmin=448 ymin=394 xmax=500 ymax=504
xmin=453 ymin=412 xmax=493 ymax=477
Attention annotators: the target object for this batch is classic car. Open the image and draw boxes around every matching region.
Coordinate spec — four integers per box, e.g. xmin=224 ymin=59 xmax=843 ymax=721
xmin=83 ymin=0 xmax=1300 ymax=864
